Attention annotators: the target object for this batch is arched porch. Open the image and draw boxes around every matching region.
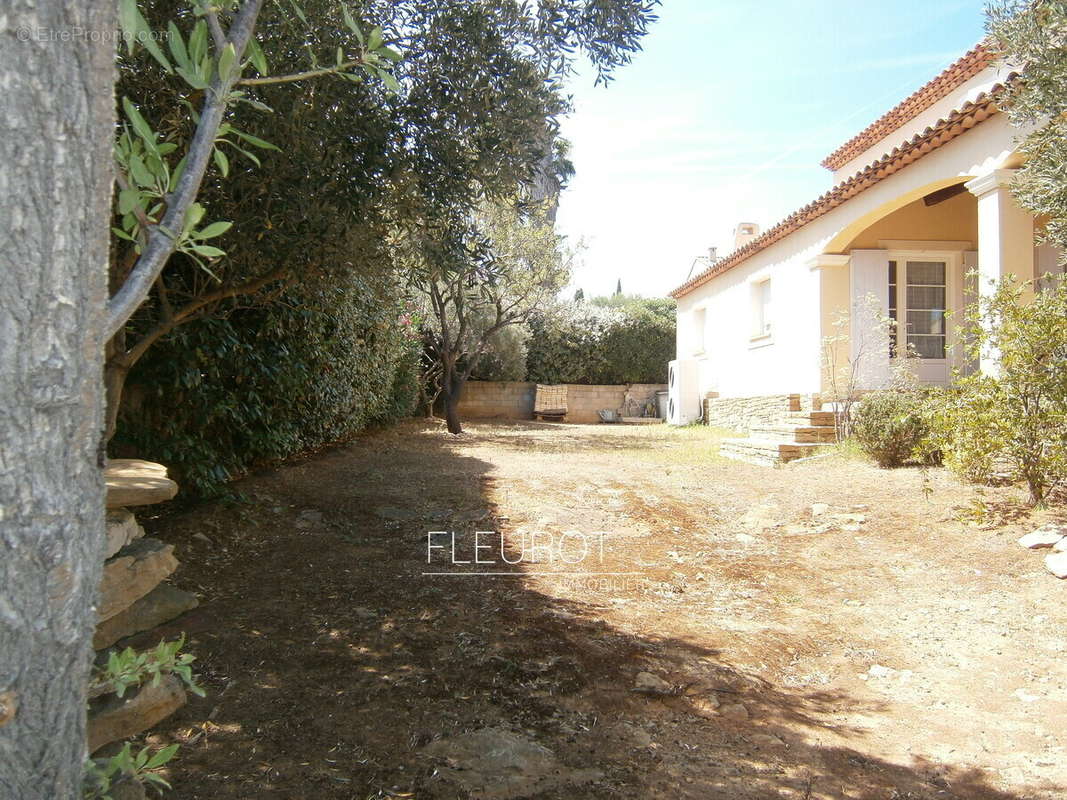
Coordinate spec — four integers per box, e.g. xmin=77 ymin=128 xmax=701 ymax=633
xmin=814 ymin=169 xmax=1044 ymax=396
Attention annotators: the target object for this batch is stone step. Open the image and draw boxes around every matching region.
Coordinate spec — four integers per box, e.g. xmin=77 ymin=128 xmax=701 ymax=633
xmin=749 ymin=424 xmax=838 ymax=444
xmin=88 ymin=674 xmax=187 ymax=754
xmin=719 ymin=437 xmax=833 ymax=466
xmin=718 ymin=439 xmax=781 ymax=466
xmin=105 ymin=509 xmax=146 ymax=559
xmin=785 ymin=410 xmax=837 ymax=427
xmin=97 ymin=538 xmax=178 ymax=622
xmin=93 ymin=583 xmax=199 ymax=650
xmin=105 ymin=459 xmax=178 ymax=509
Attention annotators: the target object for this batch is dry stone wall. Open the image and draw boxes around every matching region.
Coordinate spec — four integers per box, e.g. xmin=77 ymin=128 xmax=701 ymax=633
xmin=456 ymin=382 xmax=667 ymax=424
xmin=89 ymin=460 xmax=199 ymax=754
xmin=702 ymin=394 xmax=818 ymax=433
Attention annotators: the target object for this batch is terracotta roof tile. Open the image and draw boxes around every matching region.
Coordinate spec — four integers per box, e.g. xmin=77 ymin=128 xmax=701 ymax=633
xmin=670 ymin=81 xmax=1014 ymax=300
xmin=821 ymin=43 xmax=994 ymax=171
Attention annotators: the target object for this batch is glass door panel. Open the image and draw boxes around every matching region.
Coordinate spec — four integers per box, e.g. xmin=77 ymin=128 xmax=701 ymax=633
xmin=905 ymin=260 xmax=946 ymax=359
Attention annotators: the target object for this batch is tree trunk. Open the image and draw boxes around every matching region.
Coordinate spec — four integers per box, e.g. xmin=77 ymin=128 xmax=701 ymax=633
xmin=104 ymin=359 xmax=130 ymax=443
xmin=0 ymin=1 xmax=114 ymax=796
xmin=104 ymin=332 xmax=131 ymax=442
xmin=438 ymin=357 xmax=465 ymax=434
xmin=443 ymin=385 xmax=464 ymax=434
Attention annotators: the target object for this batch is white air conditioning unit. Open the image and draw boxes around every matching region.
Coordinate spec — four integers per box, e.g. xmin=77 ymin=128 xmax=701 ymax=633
xmin=667 ymin=358 xmax=701 ymax=425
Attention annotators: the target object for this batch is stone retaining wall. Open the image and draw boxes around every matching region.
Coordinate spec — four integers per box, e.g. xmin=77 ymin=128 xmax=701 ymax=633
xmin=456 ymin=381 xmax=667 ymax=424
xmin=703 ymin=393 xmax=818 ymax=432
xmin=92 ymin=461 xmax=198 ymax=754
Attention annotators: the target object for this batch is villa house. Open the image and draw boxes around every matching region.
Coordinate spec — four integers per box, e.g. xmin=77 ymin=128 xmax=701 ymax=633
xmin=667 ymin=44 xmax=1062 ymax=462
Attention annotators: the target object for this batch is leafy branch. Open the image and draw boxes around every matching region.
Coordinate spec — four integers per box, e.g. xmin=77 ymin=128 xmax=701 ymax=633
xmin=106 ymin=0 xmax=401 ymax=338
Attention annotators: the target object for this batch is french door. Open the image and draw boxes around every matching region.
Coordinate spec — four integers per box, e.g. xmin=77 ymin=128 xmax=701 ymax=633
xmin=888 ymin=257 xmax=950 ymax=384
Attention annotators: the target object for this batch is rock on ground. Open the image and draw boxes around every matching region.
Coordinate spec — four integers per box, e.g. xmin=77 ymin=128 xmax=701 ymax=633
xmin=93 ymin=583 xmax=199 ymax=650
xmin=295 ymin=509 xmax=324 ymax=530
xmin=1019 ymin=528 xmax=1066 ymax=549
xmin=97 ymin=539 xmax=178 ymax=622
xmin=686 ymin=695 xmax=721 ymax=718
xmin=1045 ymin=552 xmax=1067 ymax=579
xmin=632 ymin=671 xmax=673 ymax=695
xmin=423 ymin=728 xmax=602 ymax=799
xmin=88 ymin=674 xmax=187 ymax=754
xmin=719 ymin=703 xmax=750 ymax=720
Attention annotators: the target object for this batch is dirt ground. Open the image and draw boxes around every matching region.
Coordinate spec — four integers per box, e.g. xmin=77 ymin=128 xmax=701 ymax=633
xmin=133 ymin=419 xmax=1067 ymax=799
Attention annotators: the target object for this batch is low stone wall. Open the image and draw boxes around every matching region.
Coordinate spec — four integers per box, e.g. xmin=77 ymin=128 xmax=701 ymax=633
xmin=92 ymin=460 xmax=198 ymax=754
xmin=703 ymin=393 xmax=818 ymax=433
xmin=456 ymin=381 xmax=667 ymax=424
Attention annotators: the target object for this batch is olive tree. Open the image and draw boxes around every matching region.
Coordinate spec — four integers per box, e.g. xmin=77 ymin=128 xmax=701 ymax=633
xmin=419 ymin=201 xmax=572 ymax=433
xmin=988 ymin=0 xmax=1067 ymax=260
xmin=105 ymin=0 xmax=659 ymax=440
xmin=104 ymin=0 xmax=401 ymax=438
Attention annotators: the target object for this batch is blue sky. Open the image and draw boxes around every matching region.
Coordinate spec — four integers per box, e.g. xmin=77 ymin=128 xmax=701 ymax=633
xmin=555 ymin=0 xmax=989 ymax=299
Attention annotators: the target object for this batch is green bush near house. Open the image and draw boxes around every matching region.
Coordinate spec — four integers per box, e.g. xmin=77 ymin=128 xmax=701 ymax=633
xmin=925 ymin=277 xmax=1067 ymax=507
xmin=852 ymin=390 xmax=934 ymax=468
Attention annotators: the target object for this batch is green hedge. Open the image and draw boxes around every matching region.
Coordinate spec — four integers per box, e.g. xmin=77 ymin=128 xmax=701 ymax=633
xmin=113 ymin=271 xmax=419 ymax=497
xmin=524 ymin=297 xmax=675 ymax=385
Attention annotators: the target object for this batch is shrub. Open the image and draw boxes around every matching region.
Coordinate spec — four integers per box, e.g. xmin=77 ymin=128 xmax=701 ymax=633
xmin=524 ymin=304 xmax=610 ymax=384
xmin=84 ymin=742 xmax=179 ymax=799
xmin=89 ymin=636 xmax=204 ymax=700
xmin=596 ymin=300 xmax=675 ymax=384
xmin=469 ymin=324 xmax=530 ymax=382
xmin=927 ymin=277 xmax=1067 ymax=506
xmin=852 ymin=390 xmax=932 ymax=468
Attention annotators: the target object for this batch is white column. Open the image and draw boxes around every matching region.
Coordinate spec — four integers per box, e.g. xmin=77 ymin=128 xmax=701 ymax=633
xmin=965 ymin=168 xmax=1035 ymax=374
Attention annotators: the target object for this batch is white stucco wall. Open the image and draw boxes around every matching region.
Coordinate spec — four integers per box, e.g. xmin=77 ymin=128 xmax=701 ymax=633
xmin=675 ymin=109 xmax=1024 ymax=400
xmin=676 ymin=238 xmax=826 ymax=397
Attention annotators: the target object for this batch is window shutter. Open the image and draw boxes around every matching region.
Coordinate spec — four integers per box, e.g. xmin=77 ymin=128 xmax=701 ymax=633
xmin=850 ymin=249 xmax=891 ymax=389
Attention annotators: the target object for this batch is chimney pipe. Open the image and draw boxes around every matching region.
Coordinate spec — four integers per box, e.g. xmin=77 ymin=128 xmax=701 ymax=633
xmin=734 ymin=222 xmax=760 ymax=250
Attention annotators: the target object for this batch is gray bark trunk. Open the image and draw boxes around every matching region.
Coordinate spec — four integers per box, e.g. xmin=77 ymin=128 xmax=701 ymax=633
xmin=0 ymin=1 xmax=115 ymax=797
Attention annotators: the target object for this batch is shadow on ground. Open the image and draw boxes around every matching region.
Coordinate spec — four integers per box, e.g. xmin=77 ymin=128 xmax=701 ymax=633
xmin=130 ymin=419 xmax=1047 ymax=800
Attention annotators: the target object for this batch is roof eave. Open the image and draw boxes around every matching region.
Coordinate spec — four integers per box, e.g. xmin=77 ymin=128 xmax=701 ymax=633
xmin=820 ymin=42 xmax=994 ymax=172
xmin=670 ymin=85 xmax=1010 ymax=300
